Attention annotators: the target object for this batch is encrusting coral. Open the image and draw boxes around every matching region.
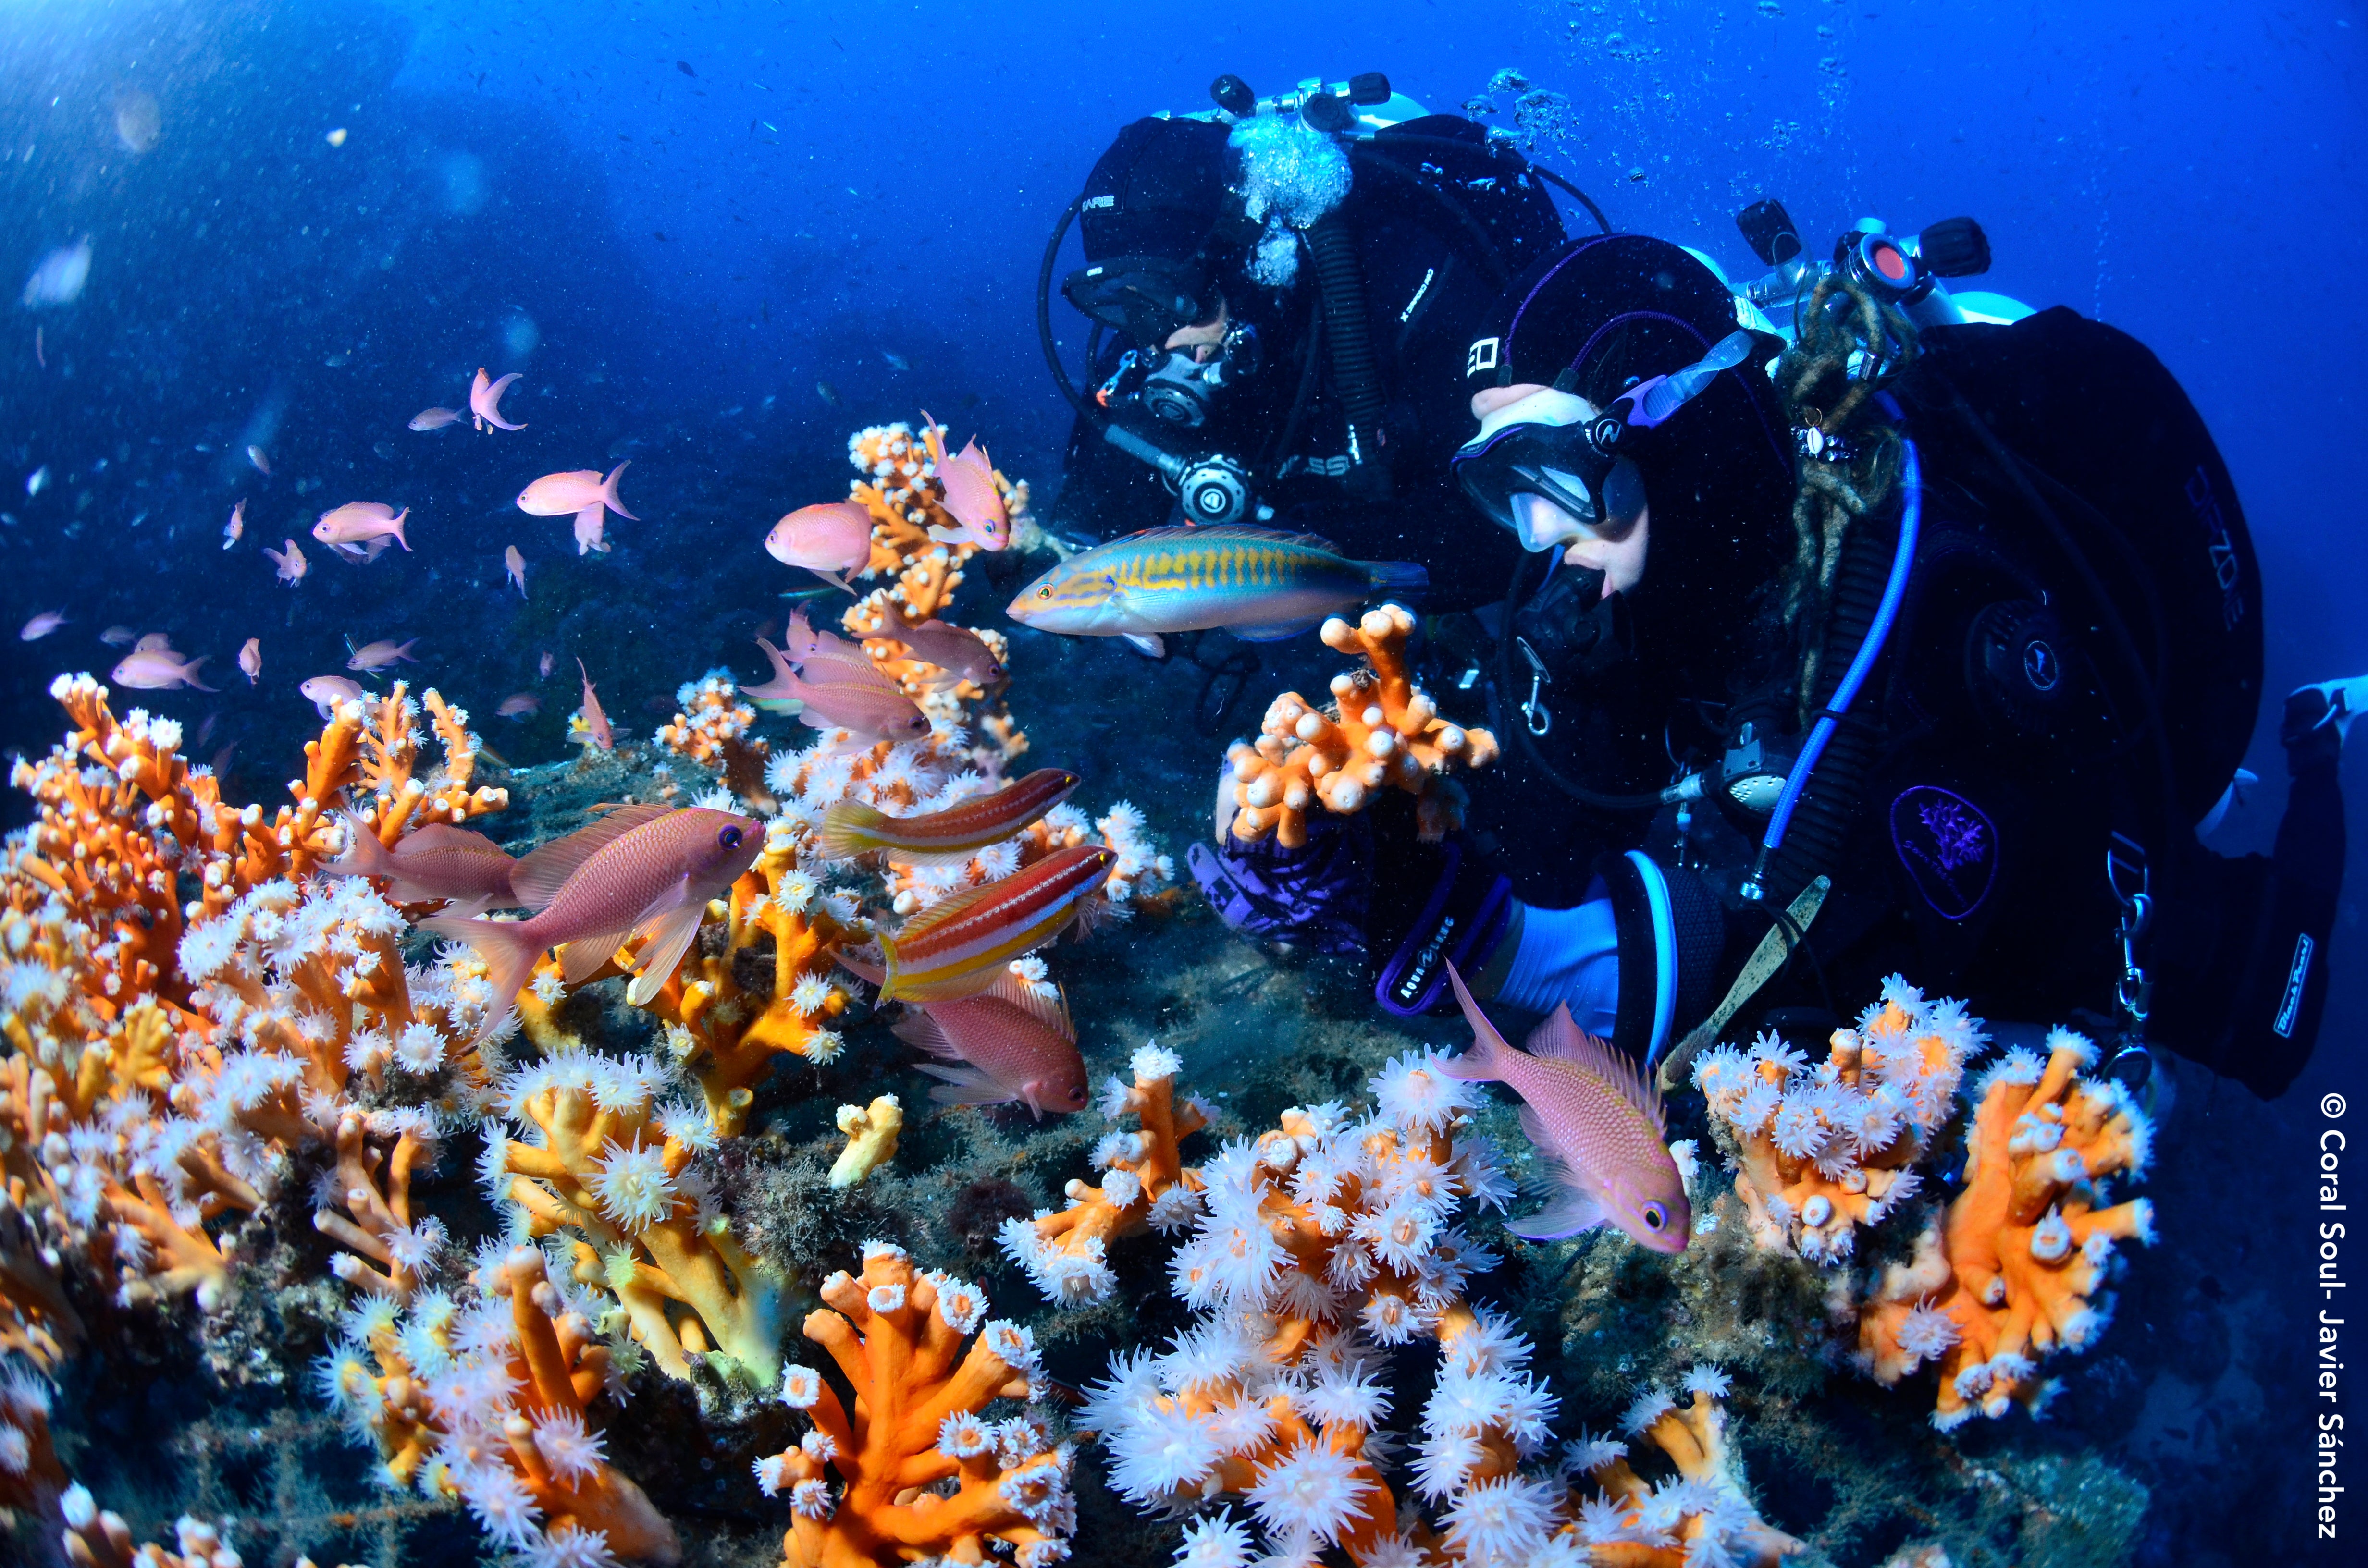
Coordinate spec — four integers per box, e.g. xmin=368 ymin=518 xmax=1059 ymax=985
xmin=755 ymin=1241 xmax=1073 ymax=1568
xmin=1692 ymin=979 xmax=1984 ymax=1265
xmin=1854 ymin=1026 xmax=2155 ymax=1429
xmin=1226 ymin=605 xmax=1500 ymax=849
xmin=828 ymin=1095 xmax=903 ymax=1189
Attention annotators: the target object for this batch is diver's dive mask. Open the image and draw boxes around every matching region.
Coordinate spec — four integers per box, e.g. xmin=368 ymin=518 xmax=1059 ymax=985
xmin=1061 ymin=254 xmax=1221 ymax=350
xmin=1451 ymin=329 xmax=1758 ymax=550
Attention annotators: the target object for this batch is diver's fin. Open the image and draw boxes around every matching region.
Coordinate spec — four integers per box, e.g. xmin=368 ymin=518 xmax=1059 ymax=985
xmin=1121 ymin=633 xmax=1166 ymax=659
xmin=1228 ymin=617 xmax=1325 ymax=642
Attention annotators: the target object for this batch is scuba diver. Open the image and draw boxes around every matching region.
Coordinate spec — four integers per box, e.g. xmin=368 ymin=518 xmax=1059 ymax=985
xmin=1191 ymin=210 xmax=2350 ymax=1101
xmin=1037 ymin=72 xmax=1590 ymax=611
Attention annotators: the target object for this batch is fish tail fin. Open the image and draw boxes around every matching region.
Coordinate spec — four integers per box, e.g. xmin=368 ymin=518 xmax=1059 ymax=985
xmin=184 ymin=658 xmax=218 ymax=694
xmin=1437 ymin=961 xmax=1516 ymax=1083
xmin=817 ymin=798 xmax=888 ymax=861
xmin=875 ymin=932 xmax=901 ymax=1005
xmin=1365 ymin=559 xmax=1429 ymax=598
xmin=421 ymin=910 xmax=538 ymax=1043
xmin=603 ymin=462 xmax=638 ymax=520
xmin=322 ymin=809 xmax=394 ymax=881
xmin=392 ymin=509 xmax=411 ymax=550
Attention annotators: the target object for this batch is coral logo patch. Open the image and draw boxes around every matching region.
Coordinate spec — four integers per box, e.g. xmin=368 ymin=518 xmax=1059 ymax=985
xmin=1889 ymin=785 xmax=1999 ymax=921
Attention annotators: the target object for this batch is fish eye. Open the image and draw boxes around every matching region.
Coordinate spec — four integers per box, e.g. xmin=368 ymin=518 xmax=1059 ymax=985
xmin=1641 ymin=1203 xmax=1665 ymax=1231
xmin=717 ymin=825 xmax=744 ymax=851
xmin=1037 ymin=586 xmax=1052 ymax=598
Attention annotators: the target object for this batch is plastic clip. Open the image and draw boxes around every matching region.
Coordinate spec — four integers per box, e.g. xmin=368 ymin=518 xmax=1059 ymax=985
xmin=1517 ymin=637 xmax=1551 ymax=736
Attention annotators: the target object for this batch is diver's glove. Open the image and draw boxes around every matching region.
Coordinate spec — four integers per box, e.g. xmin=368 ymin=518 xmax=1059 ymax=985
xmin=1366 ymin=803 xmax=1516 ymax=1017
xmin=1187 ymin=806 xmax=1375 ymax=956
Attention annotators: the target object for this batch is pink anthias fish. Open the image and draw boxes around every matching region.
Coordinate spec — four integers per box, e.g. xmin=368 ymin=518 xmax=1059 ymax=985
xmin=573 ymin=505 xmax=610 ymax=556
xmin=920 ymin=411 xmax=1010 ymax=551
xmin=409 ymin=406 xmax=463 ymax=432
xmin=575 ymin=659 xmax=614 ymax=750
xmin=496 ymin=693 xmax=541 ymax=720
xmin=348 ymin=637 xmax=419 ymax=673
xmin=763 ymin=501 xmax=873 ymax=594
xmin=222 ymin=499 xmax=244 ymax=550
xmin=893 ymin=971 xmax=1088 ymax=1119
xmin=780 ymin=607 xmax=884 ymax=686
xmin=313 ymin=502 xmax=410 ymax=557
xmin=1440 ymin=965 xmax=1690 ymax=1253
xmin=504 ymin=545 xmax=527 ymax=597
xmin=324 ymin=808 xmax=517 ymax=915
xmin=470 ymin=367 xmax=524 ymax=432
xmin=247 ymin=444 xmax=271 ymax=476
xmin=518 ymin=463 xmax=635 ymax=520
xmin=112 ymin=633 xmax=215 ymax=692
xmin=875 ymin=600 xmax=1005 ymax=688
xmin=746 ymin=619 xmax=927 ymax=742
xmin=99 ymin=625 xmax=136 ymax=647
xmin=262 ymin=539 xmax=308 ymax=586
xmin=424 ymin=803 xmax=762 ymax=1036
xmin=238 ymin=637 xmax=261 ymax=685
xmin=539 ymin=650 xmax=555 ymax=678
xmin=301 ymin=674 xmax=367 ymax=719
xmin=19 ymin=609 xmax=66 ymax=640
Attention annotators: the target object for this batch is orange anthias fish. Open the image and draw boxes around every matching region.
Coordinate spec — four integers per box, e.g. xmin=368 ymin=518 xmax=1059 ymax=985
xmin=470 ymin=367 xmax=525 ymax=432
xmin=409 ymin=406 xmax=463 ymax=431
xmin=763 ymin=501 xmax=873 ymax=594
xmin=313 ymin=502 xmax=410 ymax=556
xmin=504 ymin=545 xmax=528 ymax=597
xmin=518 ymin=463 xmax=635 ymax=520
xmin=425 ymin=804 xmax=761 ymax=1036
xmin=838 ymin=844 xmax=1115 ymax=1004
xmin=820 ymin=767 xmax=1079 ymax=866
xmin=348 ymin=637 xmax=419 ymax=673
xmin=112 ymin=633 xmax=215 ymax=692
xmin=894 ymin=971 xmax=1088 ymax=1119
xmin=301 ymin=674 xmax=366 ymax=718
xmin=920 ymin=410 xmax=1009 ymax=551
xmin=19 ymin=609 xmax=66 ymax=640
xmin=263 ymin=539 xmax=308 ymax=585
xmin=497 ymin=692 xmax=541 ymax=719
xmin=99 ymin=625 xmax=136 ymax=647
xmin=238 ymin=637 xmax=261 ymax=685
xmin=539 ymin=650 xmax=555 ymax=678
xmin=573 ymin=505 xmax=610 ymax=556
xmin=222 ymin=499 xmax=245 ymax=550
xmin=325 ymin=808 xmax=517 ymax=915
xmin=1439 ymin=964 xmax=1690 ymax=1253
xmin=875 ymin=600 xmax=1005 ymax=688
xmin=575 ymin=659 xmax=614 ymax=749
xmin=744 ymin=636 xmax=927 ymax=741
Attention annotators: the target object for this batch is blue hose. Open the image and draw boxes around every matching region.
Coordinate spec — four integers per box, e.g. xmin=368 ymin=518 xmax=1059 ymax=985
xmin=1756 ymin=429 xmax=1924 ymax=875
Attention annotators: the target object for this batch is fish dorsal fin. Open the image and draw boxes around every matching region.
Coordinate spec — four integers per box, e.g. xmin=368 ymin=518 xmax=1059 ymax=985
xmin=1114 ymin=522 xmax=1340 ymax=553
xmin=984 ymin=971 xmax=1073 ymax=1041
xmin=398 ymin=823 xmax=507 ymax=857
xmin=135 ymin=631 xmax=173 ymax=652
xmin=1528 ymin=1005 xmax=1665 ymax=1134
xmin=512 ymin=803 xmax=672 ymax=909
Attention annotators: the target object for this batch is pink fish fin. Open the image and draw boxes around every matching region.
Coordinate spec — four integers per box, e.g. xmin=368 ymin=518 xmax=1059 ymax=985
xmin=392 ymin=510 xmax=411 ymax=550
xmin=182 ymin=658 xmax=217 ymax=694
xmin=913 ymin=1061 xmax=1017 ymax=1108
xmin=1502 ymin=1113 xmax=1610 ymax=1240
xmin=602 ymin=461 xmax=637 ymax=520
xmin=438 ymin=894 xmax=498 ymax=919
xmin=135 ymin=631 xmax=171 ymax=652
xmin=817 ymin=798 xmax=889 ymax=861
xmin=803 ymin=567 xmax=856 ymax=596
xmin=834 ymin=944 xmax=885 ymax=989
xmin=1437 ymin=962 xmax=1520 ymax=1083
xmin=321 ymin=809 xmax=394 ymax=881
xmin=984 ymin=970 xmax=1074 ymax=1042
xmin=559 ymin=929 xmax=632 ymax=986
xmin=403 ymin=822 xmax=509 ymax=857
xmin=918 ymin=410 xmax=947 ymax=464
xmin=625 ymin=887 xmax=705 ymax=1006
xmin=889 ymin=1004 xmax=967 ymax=1063
xmin=420 ymin=911 xmax=542 ymax=1045
xmin=510 ymin=803 xmax=674 ymax=909
xmin=925 ymin=524 xmax=975 ymax=547
xmin=1530 ymin=1007 xmax=1666 ymax=1134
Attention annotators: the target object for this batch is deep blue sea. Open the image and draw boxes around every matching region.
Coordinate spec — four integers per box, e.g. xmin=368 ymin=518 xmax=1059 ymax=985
xmin=1 ymin=2 xmax=2363 ymax=1565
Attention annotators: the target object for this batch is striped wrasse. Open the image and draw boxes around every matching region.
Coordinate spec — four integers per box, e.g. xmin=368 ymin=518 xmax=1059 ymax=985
xmin=818 ymin=767 xmax=1081 ymax=866
xmin=1004 ymin=523 xmax=1427 ymax=657
xmin=839 ymin=844 xmax=1116 ymax=1004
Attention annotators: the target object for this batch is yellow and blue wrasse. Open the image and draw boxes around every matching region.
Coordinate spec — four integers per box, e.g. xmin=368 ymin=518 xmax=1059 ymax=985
xmin=818 ymin=767 xmax=1081 ymax=866
xmin=1004 ymin=523 xmax=1427 ymax=657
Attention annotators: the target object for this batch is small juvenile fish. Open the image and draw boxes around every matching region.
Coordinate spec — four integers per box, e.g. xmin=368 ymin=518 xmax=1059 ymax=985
xmin=470 ymin=367 xmax=525 ymax=432
xmin=518 ymin=463 xmax=635 ymax=520
xmin=426 ymin=804 xmax=762 ymax=1033
xmin=497 ymin=692 xmax=541 ymax=719
xmin=324 ymin=808 xmax=518 ymax=914
xmin=875 ymin=601 xmax=1005 ymax=687
xmin=820 ymin=767 xmax=1079 ymax=866
xmin=19 ymin=609 xmax=66 ymax=640
xmin=301 ymin=674 xmax=367 ymax=718
xmin=247 ymin=445 xmax=271 ymax=476
xmin=763 ymin=501 xmax=873 ymax=594
xmin=894 ymin=971 xmax=1088 ymax=1119
xmin=504 ymin=545 xmax=528 ymax=596
xmin=409 ymin=406 xmax=463 ymax=431
xmin=815 ymin=380 xmax=840 ymax=407
xmin=839 ymin=844 xmax=1115 ymax=1004
xmin=744 ymin=638 xmax=926 ymax=741
xmin=348 ymin=637 xmax=419 ymax=673
xmin=25 ymin=466 xmax=48 ymax=497
xmin=573 ymin=503 xmax=610 ymax=556
xmin=238 ymin=637 xmax=261 ymax=684
xmin=881 ymin=349 xmax=910 ymax=371
xmin=99 ymin=625 xmax=136 ymax=647
xmin=222 ymin=498 xmax=245 ymax=549
xmin=920 ymin=412 xmax=1009 ymax=551
xmin=539 ymin=650 xmax=556 ymax=678
xmin=263 ymin=538 xmax=308 ymax=584
xmin=1439 ymin=965 xmax=1690 ymax=1253
xmin=575 ymin=659 xmax=614 ymax=749
xmin=112 ymin=639 xmax=214 ymax=691
xmin=314 ymin=501 xmax=410 ymax=555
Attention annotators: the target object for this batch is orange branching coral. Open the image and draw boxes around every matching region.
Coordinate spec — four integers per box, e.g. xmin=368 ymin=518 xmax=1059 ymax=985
xmin=0 ymin=1364 xmax=65 ymax=1517
xmin=312 ymin=1107 xmax=444 ymax=1303
xmin=1226 ymin=605 xmax=1500 ymax=850
xmin=654 ymin=674 xmax=775 ymax=808
xmin=61 ymin=1492 xmax=247 ymax=1568
xmin=998 ymin=1044 xmax=1207 ymax=1305
xmin=757 ymin=1242 xmax=1073 ymax=1568
xmin=489 ymin=1050 xmax=789 ymax=1388
xmin=1855 ymin=1026 xmax=2155 ymax=1429
xmin=352 ymin=686 xmax=509 ymax=849
xmin=1558 ymin=1372 xmax=1805 ymax=1566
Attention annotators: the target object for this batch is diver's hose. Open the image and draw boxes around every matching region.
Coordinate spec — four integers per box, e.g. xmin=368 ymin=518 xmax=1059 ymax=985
xmin=1037 ymin=196 xmax=1096 ymax=419
xmin=1304 ymin=215 xmax=1391 ymax=496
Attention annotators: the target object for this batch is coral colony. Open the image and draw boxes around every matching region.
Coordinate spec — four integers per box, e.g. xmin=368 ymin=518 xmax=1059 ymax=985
xmin=0 ymin=421 xmax=2157 ymax=1567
